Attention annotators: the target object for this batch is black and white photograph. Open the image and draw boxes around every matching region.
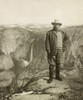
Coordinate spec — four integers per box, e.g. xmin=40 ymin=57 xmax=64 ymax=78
xmin=0 ymin=0 xmax=83 ymax=100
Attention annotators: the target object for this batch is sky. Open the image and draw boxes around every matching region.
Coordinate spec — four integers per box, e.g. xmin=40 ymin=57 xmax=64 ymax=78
xmin=0 ymin=0 xmax=83 ymax=25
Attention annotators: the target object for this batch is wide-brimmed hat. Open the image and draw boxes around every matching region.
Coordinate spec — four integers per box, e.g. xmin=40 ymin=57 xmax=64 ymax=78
xmin=51 ymin=19 xmax=62 ymax=26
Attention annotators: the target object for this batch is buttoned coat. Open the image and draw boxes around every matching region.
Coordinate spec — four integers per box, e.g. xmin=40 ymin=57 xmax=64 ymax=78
xmin=45 ymin=29 xmax=69 ymax=56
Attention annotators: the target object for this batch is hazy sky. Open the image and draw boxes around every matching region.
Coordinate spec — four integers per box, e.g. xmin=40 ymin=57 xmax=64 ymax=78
xmin=0 ymin=0 xmax=83 ymax=25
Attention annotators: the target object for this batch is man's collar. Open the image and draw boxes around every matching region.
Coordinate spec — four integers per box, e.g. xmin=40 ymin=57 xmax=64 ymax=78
xmin=51 ymin=29 xmax=62 ymax=37
xmin=52 ymin=28 xmax=60 ymax=32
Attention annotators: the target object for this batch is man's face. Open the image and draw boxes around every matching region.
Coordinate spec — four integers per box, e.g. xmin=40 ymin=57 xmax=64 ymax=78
xmin=53 ymin=24 xmax=61 ymax=30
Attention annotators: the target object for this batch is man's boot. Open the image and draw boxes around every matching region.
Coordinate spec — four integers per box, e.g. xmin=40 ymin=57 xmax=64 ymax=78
xmin=56 ymin=64 xmax=62 ymax=81
xmin=47 ymin=66 xmax=54 ymax=83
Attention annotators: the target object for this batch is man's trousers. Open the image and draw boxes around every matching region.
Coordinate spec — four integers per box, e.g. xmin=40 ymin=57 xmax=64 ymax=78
xmin=47 ymin=49 xmax=63 ymax=79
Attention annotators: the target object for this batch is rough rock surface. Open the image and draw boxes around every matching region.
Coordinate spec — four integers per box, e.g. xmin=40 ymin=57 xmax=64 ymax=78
xmin=12 ymin=94 xmax=53 ymax=100
xmin=11 ymin=76 xmax=71 ymax=100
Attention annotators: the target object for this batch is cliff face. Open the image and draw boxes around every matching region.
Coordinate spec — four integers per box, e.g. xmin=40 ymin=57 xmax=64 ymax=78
xmin=64 ymin=26 xmax=83 ymax=70
xmin=0 ymin=25 xmax=83 ymax=95
xmin=0 ymin=27 xmax=34 ymax=90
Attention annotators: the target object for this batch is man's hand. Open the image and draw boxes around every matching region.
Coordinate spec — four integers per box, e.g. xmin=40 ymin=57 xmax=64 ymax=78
xmin=63 ymin=45 xmax=66 ymax=52
xmin=53 ymin=56 xmax=56 ymax=59
xmin=63 ymin=47 xmax=65 ymax=52
xmin=47 ymin=50 xmax=50 ymax=56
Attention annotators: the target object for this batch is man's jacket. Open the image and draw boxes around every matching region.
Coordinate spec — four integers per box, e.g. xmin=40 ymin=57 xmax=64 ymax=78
xmin=45 ymin=29 xmax=69 ymax=56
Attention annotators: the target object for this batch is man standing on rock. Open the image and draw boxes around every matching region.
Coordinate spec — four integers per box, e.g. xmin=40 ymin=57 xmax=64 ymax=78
xmin=45 ymin=19 xmax=69 ymax=83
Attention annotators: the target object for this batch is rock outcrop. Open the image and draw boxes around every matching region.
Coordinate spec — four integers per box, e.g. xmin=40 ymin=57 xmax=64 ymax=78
xmin=0 ymin=25 xmax=83 ymax=100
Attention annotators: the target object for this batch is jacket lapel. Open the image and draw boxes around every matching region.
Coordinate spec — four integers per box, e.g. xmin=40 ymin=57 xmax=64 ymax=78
xmin=52 ymin=31 xmax=57 ymax=37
